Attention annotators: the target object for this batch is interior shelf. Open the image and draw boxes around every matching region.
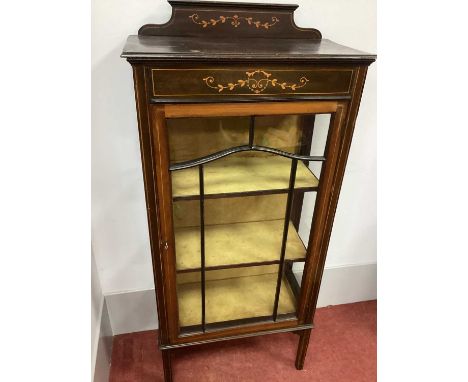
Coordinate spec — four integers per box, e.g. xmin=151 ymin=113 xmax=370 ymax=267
xmin=175 ymin=219 xmax=306 ymax=271
xmin=177 ymin=266 xmax=297 ymax=328
xmin=171 ymin=155 xmax=319 ymax=200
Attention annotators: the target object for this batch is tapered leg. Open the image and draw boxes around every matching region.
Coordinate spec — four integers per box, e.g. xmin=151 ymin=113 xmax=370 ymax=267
xmin=162 ymin=349 xmax=173 ymax=382
xmin=295 ymin=329 xmax=312 ymax=370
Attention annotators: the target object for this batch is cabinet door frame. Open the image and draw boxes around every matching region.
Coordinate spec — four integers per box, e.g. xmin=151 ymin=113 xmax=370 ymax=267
xmin=148 ymin=100 xmax=348 ymax=343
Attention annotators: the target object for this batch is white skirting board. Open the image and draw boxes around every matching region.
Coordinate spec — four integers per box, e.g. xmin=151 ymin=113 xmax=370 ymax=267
xmin=105 ymin=262 xmax=376 ymax=336
xmin=92 ymin=300 xmax=113 ymax=382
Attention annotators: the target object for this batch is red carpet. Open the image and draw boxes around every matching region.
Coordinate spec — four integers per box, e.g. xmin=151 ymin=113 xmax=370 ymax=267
xmin=109 ymin=300 xmax=376 ymax=382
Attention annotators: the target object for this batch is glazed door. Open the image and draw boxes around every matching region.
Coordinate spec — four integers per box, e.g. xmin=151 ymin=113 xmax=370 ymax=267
xmin=152 ymin=101 xmax=347 ymax=339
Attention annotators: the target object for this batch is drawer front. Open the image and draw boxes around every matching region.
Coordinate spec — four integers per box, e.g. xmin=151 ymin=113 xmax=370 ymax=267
xmin=150 ymin=67 xmax=354 ymax=99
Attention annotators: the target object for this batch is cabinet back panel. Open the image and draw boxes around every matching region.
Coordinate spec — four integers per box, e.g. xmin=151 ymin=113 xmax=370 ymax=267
xmin=173 ymin=194 xmax=287 ymax=228
xmin=167 ymin=115 xmax=302 ymax=163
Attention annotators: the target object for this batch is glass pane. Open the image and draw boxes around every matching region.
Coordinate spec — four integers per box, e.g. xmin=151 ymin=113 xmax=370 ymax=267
xmin=310 ymin=114 xmax=331 ymax=156
xmin=171 ymin=152 xmax=319 ymax=200
xmin=253 ymin=115 xmax=303 ymax=153
xmin=167 ymin=116 xmax=250 ymax=164
xmin=278 ymin=259 xmax=308 ymax=319
xmin=177 ymin=265 xmax=297 ymax=329
xmin=174 ymin=194 xmax=309 ymax=271
xmin=176 ymin=270 xmax=201 ymax=330
xmin=278 ymin=263 xmax=300 ymax=317
xmin=167 ymin=111 xmax=332 ymax=334
xmin=204 ymin=265 xmax=294 ymax=326
xmin=309 ymin=114 xmax=331 ymax=179
xmin=174 ymin=199 xmax=202 ymax=330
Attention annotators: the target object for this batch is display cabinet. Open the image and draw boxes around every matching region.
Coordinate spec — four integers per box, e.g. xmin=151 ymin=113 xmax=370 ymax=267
xmin=121 ymin=1 xmax=375 ymax=381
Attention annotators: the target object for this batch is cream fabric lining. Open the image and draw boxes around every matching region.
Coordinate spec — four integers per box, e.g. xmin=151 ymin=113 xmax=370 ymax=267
xmin=177 ymin=265 xmax=296 ymax=326
xmin=172 ymin=155 xmax=319 ymax=199
xmin=175 ymin=219 xmax=306 ymax=270
xmin=167 ymin=115 xmax=303 ymax=163
xmin=169 ymin=116 xmax=306 ymax=327
xmin=173 ymin=194 xmax=288 ymax=228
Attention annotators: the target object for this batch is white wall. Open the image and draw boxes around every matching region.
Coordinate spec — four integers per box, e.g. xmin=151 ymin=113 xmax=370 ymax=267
xmin=92 ymin=0 xmax=376 ymax=297
xmin=91 ymin=251 xmax=103 ymax=358
xmin=92 ymin=250 xmax=112 ymax=381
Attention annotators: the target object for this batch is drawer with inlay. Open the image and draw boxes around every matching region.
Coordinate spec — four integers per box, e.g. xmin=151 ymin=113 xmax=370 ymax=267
xmin=148 ymin=67 xmax=355 ymax=101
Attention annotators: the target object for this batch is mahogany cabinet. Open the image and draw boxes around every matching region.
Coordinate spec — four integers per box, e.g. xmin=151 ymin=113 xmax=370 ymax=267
xmin=121 ymin=1 xmax=375 ymax=381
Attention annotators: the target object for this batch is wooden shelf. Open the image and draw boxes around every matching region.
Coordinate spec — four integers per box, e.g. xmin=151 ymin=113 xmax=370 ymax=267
xmin=177 ymin=266 xmax=297 ymax=328
xmin=171 ymin=155 xmax=319 ymax=200
xmin=175 ymin=219 xmax=306 ymax=271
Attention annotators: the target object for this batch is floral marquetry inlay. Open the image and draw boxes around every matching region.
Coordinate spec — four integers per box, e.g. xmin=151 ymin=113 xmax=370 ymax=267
xmin=189 ymin=14 xmax=279 ymax=29
xmin=203 ymin=70 xmax=310 ymax=94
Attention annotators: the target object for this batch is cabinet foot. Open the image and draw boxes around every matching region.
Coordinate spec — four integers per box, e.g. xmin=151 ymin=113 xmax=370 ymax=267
xmin=295 ymin=329 xmax=312 ymax=370
xmin=162 ymin=349 xmax=173 ymax=382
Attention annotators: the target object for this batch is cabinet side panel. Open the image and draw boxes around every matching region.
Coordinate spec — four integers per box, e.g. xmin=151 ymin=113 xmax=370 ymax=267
xmin=132 ymin=65 xmax=170 ymax=344
xmin=299 ymin=66 xmax=369 ymax=322
xmin=308 ymin=67 xmax=370 ymax=320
